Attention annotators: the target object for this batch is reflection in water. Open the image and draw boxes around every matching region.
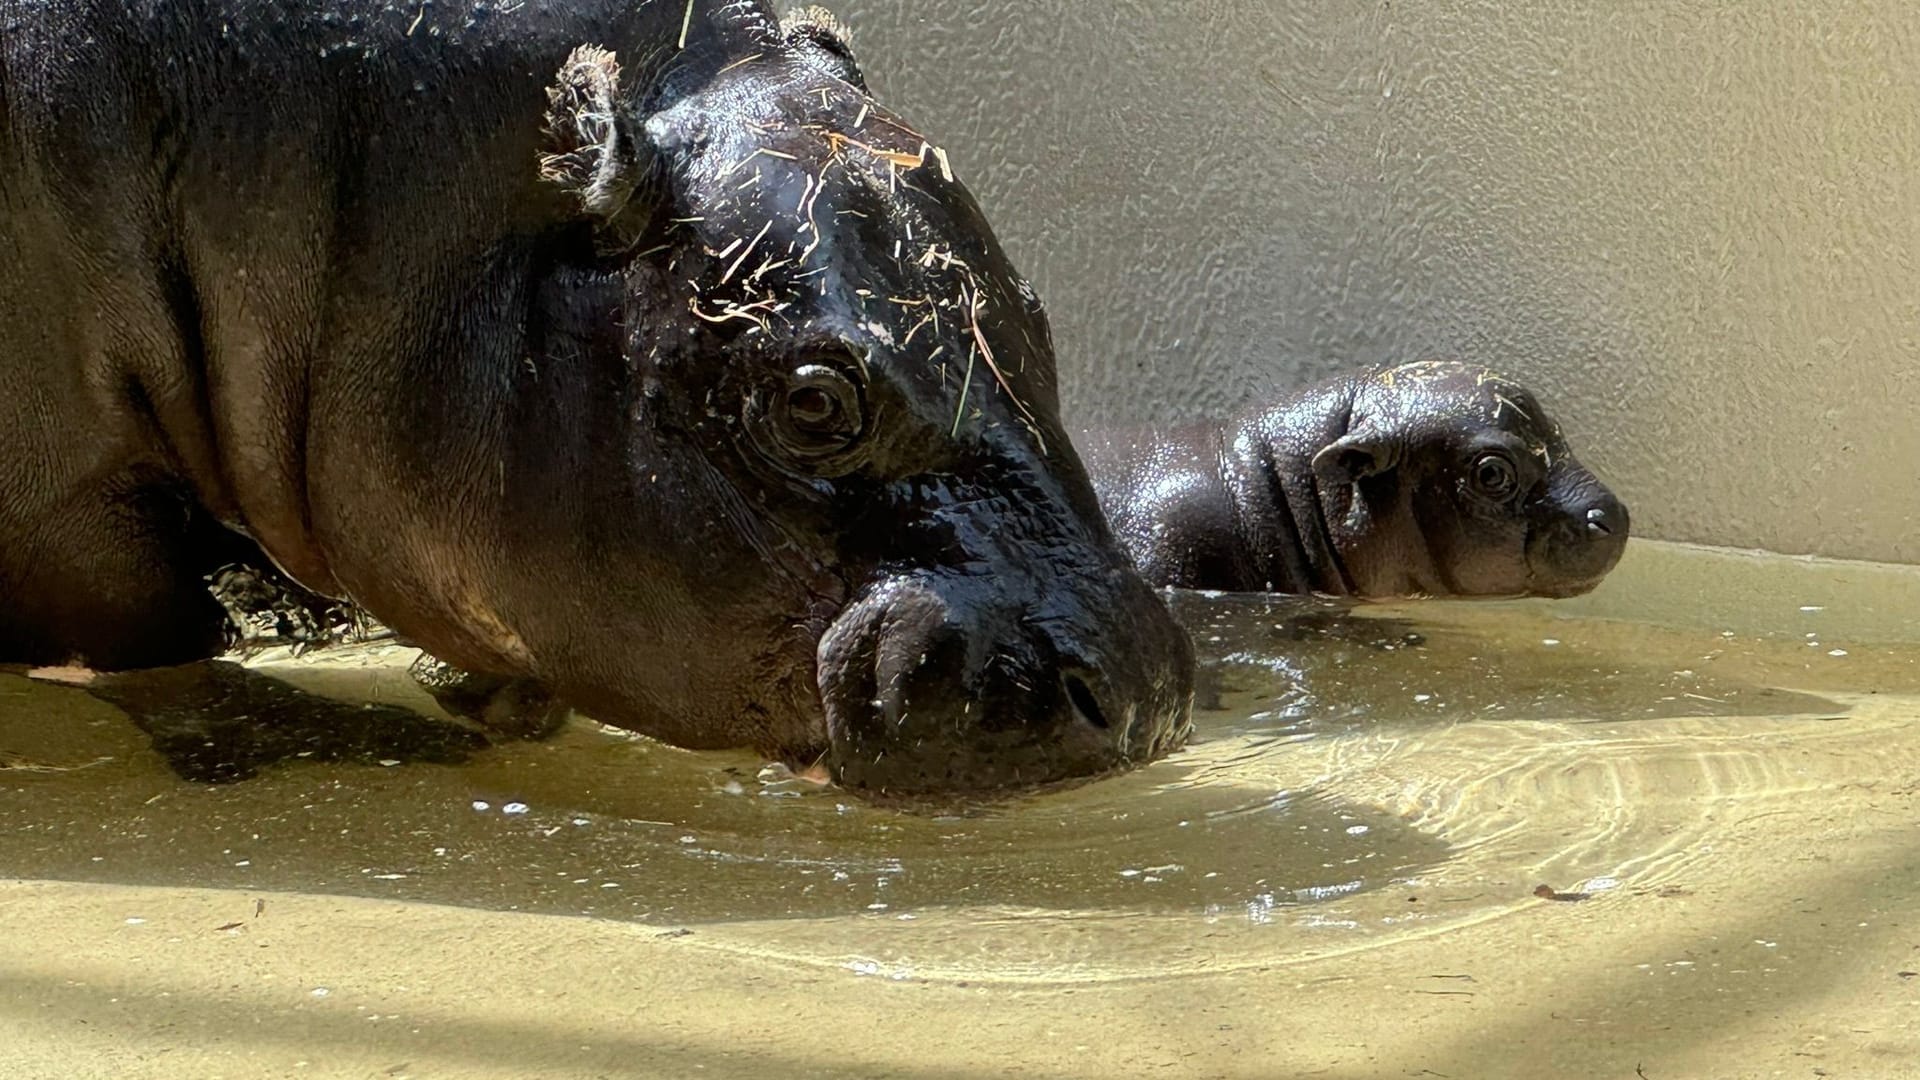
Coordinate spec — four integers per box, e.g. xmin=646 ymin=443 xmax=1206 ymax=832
xmin=0 ymin=661 xmax=1446 ymax=924
xmin=82 ymin=660 xmax=488 ymax=782
xmin=4 ymin=548 xmax=1920 ymax=983
xmin=1176 ymin=591 xmax=1848 ymax=740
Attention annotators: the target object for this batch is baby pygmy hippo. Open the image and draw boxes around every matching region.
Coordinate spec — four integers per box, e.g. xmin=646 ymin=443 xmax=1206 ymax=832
xmin=1077 ymin=360 xmax=1628 ymax=599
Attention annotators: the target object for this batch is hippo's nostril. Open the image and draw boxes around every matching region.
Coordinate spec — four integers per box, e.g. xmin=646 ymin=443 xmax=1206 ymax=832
xmin=1062 ymin=673 xmax=1110 ymax=730
xmin=1585 ymin=506 xmax=1614 ymax=537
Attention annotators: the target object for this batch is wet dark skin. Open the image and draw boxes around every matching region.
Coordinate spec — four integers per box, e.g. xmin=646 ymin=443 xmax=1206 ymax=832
xmin=1077 ymin=361 xmax=1630 ymax=599
xmin=0 ymin=3 xmax=1194 ymax=796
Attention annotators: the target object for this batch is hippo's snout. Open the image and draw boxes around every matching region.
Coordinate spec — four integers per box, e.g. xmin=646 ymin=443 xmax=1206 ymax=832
xmin=817 ymin=571 xmax=1194 ymax=797
xmin=1528 ymin=474 xmax=1631 ymax=598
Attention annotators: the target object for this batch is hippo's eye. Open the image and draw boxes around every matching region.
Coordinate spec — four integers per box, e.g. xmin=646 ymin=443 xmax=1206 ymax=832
xmin=758 ymin=360 xmax=866 ymax=467
xmin=1468 ymin=452 xmax=1519 ymax=500
xmin=787 ymin=385 xmax=839 ymax=427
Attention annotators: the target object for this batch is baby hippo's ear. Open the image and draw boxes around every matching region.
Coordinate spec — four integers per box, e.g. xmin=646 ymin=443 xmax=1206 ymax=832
xmin=539 ymin=45 xmax=642 ymax=219
xmin=1312 ymin=426 xmax=1400 ymax=486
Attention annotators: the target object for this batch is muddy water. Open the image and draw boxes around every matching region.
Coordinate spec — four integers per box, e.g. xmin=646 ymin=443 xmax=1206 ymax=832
xmin=4 ymin=540 xmax=1918 ymax=1002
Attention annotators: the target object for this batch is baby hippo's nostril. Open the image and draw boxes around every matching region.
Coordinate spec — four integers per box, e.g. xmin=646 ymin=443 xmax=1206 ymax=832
xmin=1582 ymin=493 xmax=1631 ymax=542
xmin=1061 ymin=671 xmax=1111 ymax=730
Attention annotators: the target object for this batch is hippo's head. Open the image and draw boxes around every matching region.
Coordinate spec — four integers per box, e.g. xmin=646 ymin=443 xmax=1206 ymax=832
xmin=1298 ymin=360 xmax=1629 ymax=599
xmin=511 ymin=10 xmax=1192 ymax=795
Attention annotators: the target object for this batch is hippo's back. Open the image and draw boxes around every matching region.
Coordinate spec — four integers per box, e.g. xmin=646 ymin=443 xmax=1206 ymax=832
xmin=0 ymin=0 xmax=681 ymax=663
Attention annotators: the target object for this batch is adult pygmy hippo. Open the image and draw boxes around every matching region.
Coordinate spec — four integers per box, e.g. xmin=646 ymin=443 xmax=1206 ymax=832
xmin=0 ymin=2 xmax=1194 ymax=795
xmin=1078 ymin=361 xmax=1628 ymax=598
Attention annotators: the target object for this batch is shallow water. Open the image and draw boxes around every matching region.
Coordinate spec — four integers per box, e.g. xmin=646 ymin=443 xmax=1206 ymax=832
xmin=5 ymin=541 xmax=1918 ymax=997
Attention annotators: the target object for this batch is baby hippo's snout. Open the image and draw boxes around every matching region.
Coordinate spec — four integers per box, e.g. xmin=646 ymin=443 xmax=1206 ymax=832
xmin=1528 ymin=470 xmax=1631 ymax=598
xmin=817 ymin=573 xmax=1194 ymax=797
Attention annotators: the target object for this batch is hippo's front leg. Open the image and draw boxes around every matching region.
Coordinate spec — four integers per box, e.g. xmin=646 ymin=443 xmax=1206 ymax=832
xmin=406 ymin=655 xmax=572 ymax=742
xmin=203 ymin=561 xmax=570 ymax=746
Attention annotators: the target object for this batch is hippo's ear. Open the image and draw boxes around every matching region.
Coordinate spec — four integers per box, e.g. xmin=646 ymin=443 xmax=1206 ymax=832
xmin=781 ymin=5 xmax=866 ymax=90
xmin=1312 ymin=429 xmax=1399 ymax=485
xmin=538 ymin=45 xmax=642 ymax=219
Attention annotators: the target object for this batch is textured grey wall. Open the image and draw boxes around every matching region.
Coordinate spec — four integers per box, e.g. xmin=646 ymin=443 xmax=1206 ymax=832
xmin=830 ymin=1 xmax=1920 ymax=564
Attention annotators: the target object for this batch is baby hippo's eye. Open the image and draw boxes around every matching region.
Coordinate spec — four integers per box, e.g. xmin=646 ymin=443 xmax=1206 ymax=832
xmin=1469 ymin=451 xmax=1519 ymax=500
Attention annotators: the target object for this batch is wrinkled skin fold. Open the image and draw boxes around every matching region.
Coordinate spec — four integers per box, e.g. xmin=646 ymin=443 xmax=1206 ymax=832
xmin=0 ymin=1 xmax=1193 ymax=796
xmin=1078 ymin=360 xmax=1630 ymax=600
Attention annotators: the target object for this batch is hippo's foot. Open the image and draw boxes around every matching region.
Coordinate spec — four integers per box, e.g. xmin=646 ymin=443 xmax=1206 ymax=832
xmin=66 ymin=660 xmax=486 ymax=784
xmin=407 ymin=654 xmax=571 ymax=743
